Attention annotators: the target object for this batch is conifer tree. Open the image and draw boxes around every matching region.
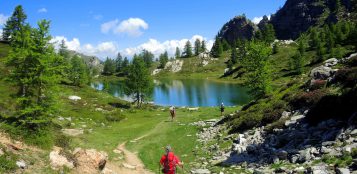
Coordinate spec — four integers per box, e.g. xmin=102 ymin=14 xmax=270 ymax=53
xmin=124 ymin=56 xmax=154 ymax=107
xmin=194 ymin=39 xmax=202 ymax=56
xmin=201 ymin=40 xmax=207 ymax=52
xmin=175 ymin=47 xmax=181 ymax=58
xmin=115 ymin=53 xmax=123 ymax=72
xmin=2 ymin=5 xmax=27 ymax=42
xmin=183 ymin=40 xmax=193 ymax=58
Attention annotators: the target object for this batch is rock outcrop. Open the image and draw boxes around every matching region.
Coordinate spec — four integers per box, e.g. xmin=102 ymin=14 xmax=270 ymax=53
xmin=73 ymin=148 xmax=108 ymax=173
xmin=216 ymin=15 xmax=256 ymax=45
xmin=164 ymin=60 xmax=183 ymax=73
xmin=270 ymin=0 xmax=354 ymax=40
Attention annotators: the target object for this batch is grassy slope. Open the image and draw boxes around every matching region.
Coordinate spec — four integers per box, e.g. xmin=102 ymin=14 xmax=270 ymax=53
xmin=0 ymin=42 xmax=242 ymax=173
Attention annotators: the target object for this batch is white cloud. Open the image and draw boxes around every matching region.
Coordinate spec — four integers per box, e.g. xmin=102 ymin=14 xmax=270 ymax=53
xmin=101 ymin=18 xmax=149 ymax=37
xmin=38 ymin=8 xmax=48 ymax=13
xmin=0 ymin=14 xmax=9 ymax=26
xmin=0 ymin=29 xmax=3 ymax=38
xmin=51 ymin=36 xmax=118 ymax=60
xmin=121 ymin=35 xmax=214 ymax=58
xmin=93 ymin=15 xmax=103 ymax=20
xmin=252 ymin=15 xmax=271 ymax=24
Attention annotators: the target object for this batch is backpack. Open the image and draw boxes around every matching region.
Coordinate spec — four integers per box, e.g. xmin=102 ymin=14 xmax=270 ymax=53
xmin=162 ymin=152 xmax=177 ymax=173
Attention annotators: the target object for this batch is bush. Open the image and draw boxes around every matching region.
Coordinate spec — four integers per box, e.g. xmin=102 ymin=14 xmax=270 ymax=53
xmin=310 ymin=79 xmax=327 ymax=90
xmin=333 ymin=67 xmax=357 ymax=87
xmin=290 ymin=89 xmax=329 ymax=109
xmin=306 ymin=88 xmax=357 ymax=124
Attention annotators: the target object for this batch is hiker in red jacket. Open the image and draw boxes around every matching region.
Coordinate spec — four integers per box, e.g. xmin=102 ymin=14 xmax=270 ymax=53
xmin=160 ymin=145 xmax=183 ymax=174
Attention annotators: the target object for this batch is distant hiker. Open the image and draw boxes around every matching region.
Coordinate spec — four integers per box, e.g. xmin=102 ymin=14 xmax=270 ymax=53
xmin=220 ymin=102 xmax=225 ymax=116
xmin=169 ymin=106 xmax=176 ymax=121
xmin=160 ymin=145 xmax=183 ymax=174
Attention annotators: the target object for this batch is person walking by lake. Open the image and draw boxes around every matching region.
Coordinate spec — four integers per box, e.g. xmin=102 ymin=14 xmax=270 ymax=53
xmin=220 ymin=102 xmax=225 ymax=116
xmin=169 ymin=106 xmax=176 ymax=121
xmin=160 ymin=145 xmax=183 ymax=174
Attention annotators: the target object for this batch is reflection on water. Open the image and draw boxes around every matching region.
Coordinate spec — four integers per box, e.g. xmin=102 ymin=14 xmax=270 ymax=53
xmin=91 ymin=79 xmax=251 ymax=107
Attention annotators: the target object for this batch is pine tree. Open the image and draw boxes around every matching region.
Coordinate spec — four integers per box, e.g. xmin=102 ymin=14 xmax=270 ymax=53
xmin=201 ymin=40 xmax=207 ymax=52
xmin=141 ymin=49 xmax=154 ymax=68
xmin=230 ymin=41 xmax=238 ymax=64
xmin=291 ymin=52 xmax=303 ymax=74
xmin=115 ymin=52 xmax=123 ymax=72
xmin=222 ymin=39 xmax=230 ymax=51
xmin=262 ymin=24 xmax=276 ymax=43
xmin=183 ymin=40 xmax=193 ymax=58
xmin=194 ymin=39 xmax=202 ymax=56
xmin=211 ymin=38 xmax=223 ymax=58
xmin=175 ymin=47 xmax=181 ymax=58
xmin=159 ymin=51 xmax=169 ymax=68
xmin=103 ymin=57 xmax=116 ymax=75
xmin=2 ymin=5 xmax=27 ymax=42
xmin=122 ymin=57 xmax=129 ymax=74
xmin=242 ymin=41 xmax=272 ymax=98
xmin=69 ymin=55 xmax=89 ymax=86
xmin=315 ymin=39 xmax=325 ymax=63
xmin=124 ymin=56 xmax=154 ymax=107
xmin=309 ymin=28 xmax=319 ymax=49
xmin=6 ymin=19 xmax=63 ymax=130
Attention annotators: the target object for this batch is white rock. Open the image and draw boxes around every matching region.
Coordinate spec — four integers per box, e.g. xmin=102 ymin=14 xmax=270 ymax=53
xmin=336 ymin=168 xmax=350 ymax=174
xmin=16 ymin=160 xmax=26 ymax=169
xmin=68 ymin=95 xmax=81 ymax=101
xmin=62 ymin=129 xmax=84 ymax=136
xmin=152 ymin=69 xmax=162 ymax=75
xmin=191 ymin=168 xmax=211 ymax=174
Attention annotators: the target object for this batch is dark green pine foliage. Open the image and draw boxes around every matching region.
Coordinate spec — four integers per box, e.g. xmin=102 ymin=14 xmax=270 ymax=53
xmin=124 ymin=56 xmax=154 ymax=107
xmin=6 ymin=19 xmax=63 ymax=130
xmin=201 ymin=40 xmax=207 ymax=52
xmin=230 ymin=41 xmax=238 ymax=64
xmin=103 ymin=57 xmax=116 ymax=75
xmin=2 ymin=5 xmax=27 ymax=42
xmin=211 ymin=37 xmax=223 ymax=58
xmin=69 ymin=55 xmax=89 ymax=86
xmin=194 ymin=39 xmax=202 ymax=56
xmin=183 ymin=41 xmax=193 ymax=58
xmin=175 ymin=47 xmax=181 ymax=58
xmin=222 ymin=39 xmax=231 ymax=51
xmin=115 ymin=52 xmax=123 ymax=72
xmin=141 ymin=49 xmax=154 ymax=68
xmin=159 ymin=51 xmax=169 ymax=68
xmin=272 ymin=42 xmax=279 ymax=54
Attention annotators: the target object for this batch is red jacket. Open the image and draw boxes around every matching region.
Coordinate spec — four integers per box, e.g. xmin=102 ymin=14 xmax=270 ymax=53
xmin=160 ymin=152 xmax=180 ymax=174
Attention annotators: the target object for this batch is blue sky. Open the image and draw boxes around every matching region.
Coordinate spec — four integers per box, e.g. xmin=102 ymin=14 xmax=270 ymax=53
xmin=0 ymin=0 xmax=286 ymax=59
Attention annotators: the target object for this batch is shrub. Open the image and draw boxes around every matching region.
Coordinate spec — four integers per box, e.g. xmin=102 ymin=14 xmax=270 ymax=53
xmin=333 ymin=67 xmax=357 ymax=87
xmin=290 ymin=89 xmax=329 ymax=109
xmin=306 ymin=88 xmax=357 ymax=124
xmin=310 ymin=79 xmax=327 ymax=90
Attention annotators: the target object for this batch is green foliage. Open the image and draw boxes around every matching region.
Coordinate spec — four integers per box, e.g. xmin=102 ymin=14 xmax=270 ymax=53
xmin=242 ymin=41 xmax=272 ymax=98
xmin=321 ymin=153 xmax=353 ymax=167
xmin=54 ymin=134 xmax=72 ymax=150
xmin=230 ymin=41 xmax=238 ymax=64
xmin=124 ymin=56 xmax=154 ymax=107
xmin=222 ymin=39 xmax=231 ymax=51
xmin=183 ymin=40 xmax=193 ymax=58
xmin=141 ymin=49 xmax=154 ymax=67
xmin=201 ymin=40 xmax=207 ymax=52
xmin=103 ymin=57 xmax=116 ymax=75
xmin=159 ymin=51 xmax=169 ymax=68
xmin=5 ymin=18 xmax=63 ymax=130
xmin=255 ymin=23 xmax=276 ymax=43
xmin=70 ymin=55 xmax=90 ymax=86
xmin=291 ymin=52 xmax=303 ymax=75
xmin=211 ymin=37 xmax=223 ymax=58
xmin=2 ymin=5 xmax=27 ymax=42
xmin=175 ymin=47 xmax=181 ymax=58
xmin=194 ymin=39 xmax=202 ymax=56
xmin=115 ymin=52 xmax=123 ymax=72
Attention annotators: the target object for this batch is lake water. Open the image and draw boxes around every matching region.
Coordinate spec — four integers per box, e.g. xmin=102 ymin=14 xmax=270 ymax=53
xmin=91 ymin=79 xmax=251 ymax=107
